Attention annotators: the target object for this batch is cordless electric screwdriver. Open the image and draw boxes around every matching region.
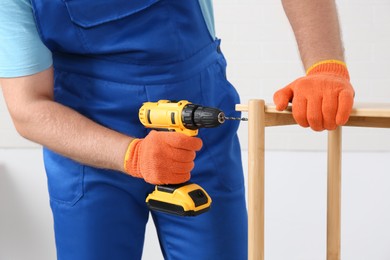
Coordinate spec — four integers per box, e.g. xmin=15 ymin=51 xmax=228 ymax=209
xmin=138 ymin=100 xmax=245 ymax=216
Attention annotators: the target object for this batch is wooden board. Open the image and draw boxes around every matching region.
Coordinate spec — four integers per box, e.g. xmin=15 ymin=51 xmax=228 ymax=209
xmin=236 ymin=102 xmax=390 ymax=128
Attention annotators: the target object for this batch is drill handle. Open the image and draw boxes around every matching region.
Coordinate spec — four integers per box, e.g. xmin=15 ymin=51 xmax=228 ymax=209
xmin=149 ymin=128 xmax=198 ymax=137
xmin=168 ymin=127 xmax=198 ymax=137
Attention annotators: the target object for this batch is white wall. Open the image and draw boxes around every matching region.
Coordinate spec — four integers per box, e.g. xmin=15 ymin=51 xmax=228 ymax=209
xmin=1 ymin=0 xmax=390 ymax=259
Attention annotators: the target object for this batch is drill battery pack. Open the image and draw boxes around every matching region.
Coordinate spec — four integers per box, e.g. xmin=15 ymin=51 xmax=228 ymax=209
xmin=146 ymin=183 xmax=212 ymax=216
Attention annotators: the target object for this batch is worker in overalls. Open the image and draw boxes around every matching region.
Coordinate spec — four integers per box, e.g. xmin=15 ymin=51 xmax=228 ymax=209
xmin=0 ymin=0 xmax=353 ymax=259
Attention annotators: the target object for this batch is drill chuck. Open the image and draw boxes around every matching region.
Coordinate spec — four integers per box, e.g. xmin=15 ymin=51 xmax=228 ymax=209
xmin=182 ymin=104 xmax=225 ymax=129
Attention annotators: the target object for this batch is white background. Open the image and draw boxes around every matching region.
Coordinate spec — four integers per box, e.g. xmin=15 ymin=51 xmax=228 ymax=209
xmin=1 ymin=0 xmax=390 ymax=259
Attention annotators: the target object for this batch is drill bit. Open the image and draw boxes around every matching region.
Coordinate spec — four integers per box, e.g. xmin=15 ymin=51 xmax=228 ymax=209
xmin=224 ymin=116 xmax=248 ymax=121
xmin=217 ymin=112 xmax=248 ymax=124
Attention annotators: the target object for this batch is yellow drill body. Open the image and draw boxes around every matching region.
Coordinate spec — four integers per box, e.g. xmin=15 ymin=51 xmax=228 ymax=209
xmin=139 ymin=100 xmax=198 ymax=136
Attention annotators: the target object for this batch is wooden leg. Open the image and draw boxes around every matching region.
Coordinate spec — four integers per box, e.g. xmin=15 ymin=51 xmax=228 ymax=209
xmin=327 ymin=127 xmax=342 ymax=260
xmin=248 ymin=100 xmax=265 ymax=260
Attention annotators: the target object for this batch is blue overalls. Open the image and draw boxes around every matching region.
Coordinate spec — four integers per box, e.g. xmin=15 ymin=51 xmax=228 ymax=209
xmin=31 ymin=0 xmax=247 ymax=259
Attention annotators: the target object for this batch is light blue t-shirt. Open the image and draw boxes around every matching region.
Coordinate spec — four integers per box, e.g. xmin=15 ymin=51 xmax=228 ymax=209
xmin=0 ymin=0 xmax=53 ymax=78
xmin=0 ymin=0 xmax=216 ymax=78
xmin=198 ymin=0 xmax=216 ymax=40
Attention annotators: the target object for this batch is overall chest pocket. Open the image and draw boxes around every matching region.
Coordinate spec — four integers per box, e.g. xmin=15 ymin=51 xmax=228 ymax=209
xmin=64 ymin=0 xmax=159 ymax=28
xmin=62 ymin=0 xmax=176 ymax=58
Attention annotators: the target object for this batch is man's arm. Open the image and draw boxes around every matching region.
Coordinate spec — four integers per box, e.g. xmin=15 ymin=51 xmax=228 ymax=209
xmin=282 ymin=0 xmax=345 ymax=69
xmin=1 ymin=68 xmax=202 ymax=184
xmin=274 ymin=0 xmax=354 ymax=131
xmin=0 ymin=67 xmax=133 ymax=172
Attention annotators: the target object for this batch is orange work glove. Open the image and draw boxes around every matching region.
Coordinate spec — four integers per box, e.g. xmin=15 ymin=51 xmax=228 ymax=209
xmin=273 ymin=60 xmax=354 ymax=131
xmin=123 ymin=130 xmax=203 ymax=185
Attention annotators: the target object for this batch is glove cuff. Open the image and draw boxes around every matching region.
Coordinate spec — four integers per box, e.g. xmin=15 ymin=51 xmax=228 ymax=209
xmin=306 ymin=59 xmax=350 ymax=80
xmin=123 ymin=138 xmax=142 ymax=177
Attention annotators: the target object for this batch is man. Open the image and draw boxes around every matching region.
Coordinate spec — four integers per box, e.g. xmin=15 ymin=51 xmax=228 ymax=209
xmin=0 ymin=0 xmax=353 ymax=259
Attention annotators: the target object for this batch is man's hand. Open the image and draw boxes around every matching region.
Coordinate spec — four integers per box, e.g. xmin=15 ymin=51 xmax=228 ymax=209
xmin=273 ymin=61 xmax=354 ymax=131
xmin=124 ymin=130 xmax=203 ymax=185
xmin=278 ymin=0 xmax=354 ymax=131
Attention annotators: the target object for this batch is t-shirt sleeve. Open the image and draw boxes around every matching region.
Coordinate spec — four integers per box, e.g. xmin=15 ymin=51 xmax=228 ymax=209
xmin=0 ymin=0 xmax=53 ymax=78
xmin=198 ymin=0 xmax=216 ymax=39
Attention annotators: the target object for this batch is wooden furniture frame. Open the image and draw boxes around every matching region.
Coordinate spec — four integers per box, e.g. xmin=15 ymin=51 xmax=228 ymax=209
xmin=236 ymin=100 xmax=390 ymax=260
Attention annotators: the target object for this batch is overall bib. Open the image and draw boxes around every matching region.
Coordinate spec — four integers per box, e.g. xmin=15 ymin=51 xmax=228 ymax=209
xmin=31 ymin=0 xmax=247 ymax=259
